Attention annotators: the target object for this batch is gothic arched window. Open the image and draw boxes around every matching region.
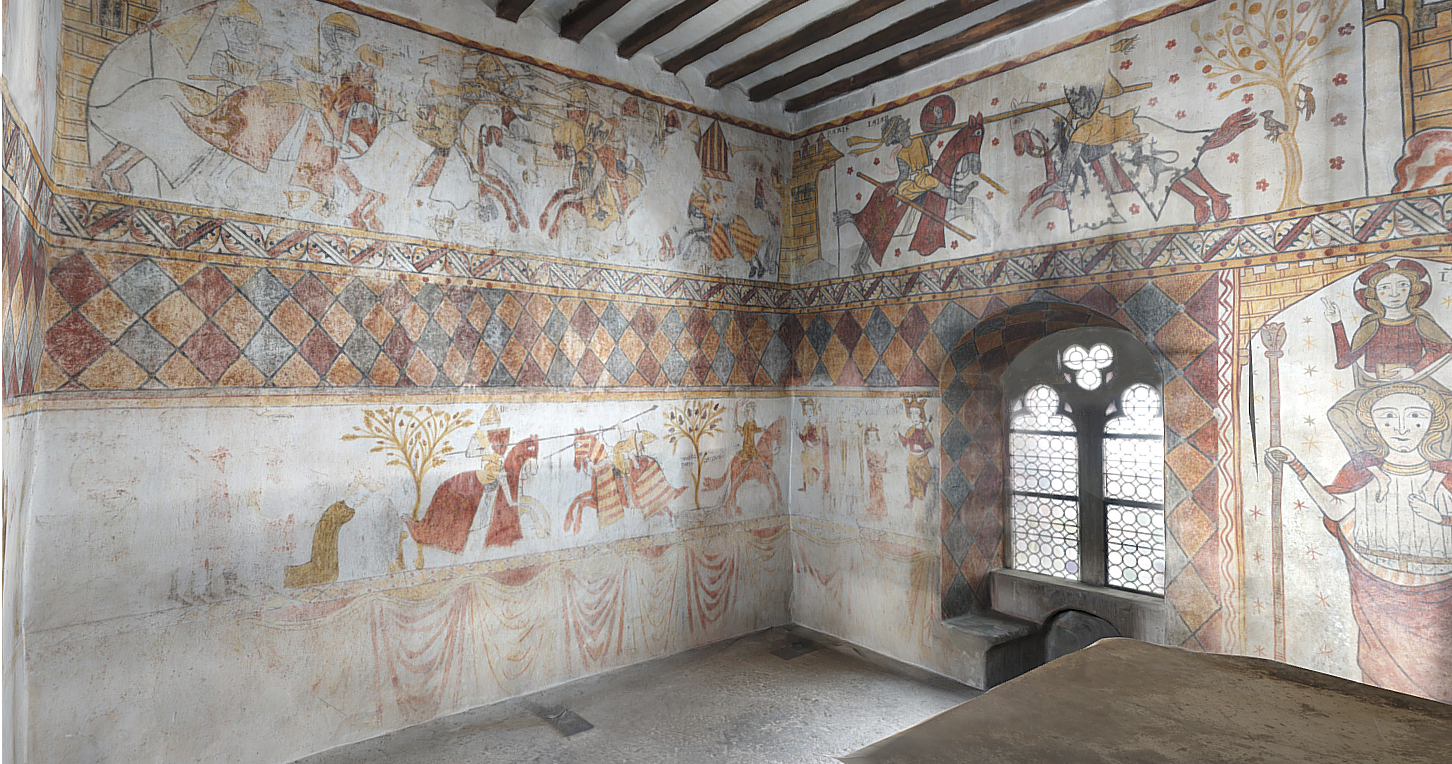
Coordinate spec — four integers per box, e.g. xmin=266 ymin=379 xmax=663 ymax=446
xmin=1004 ymin=328 xmax=1166 ymax=595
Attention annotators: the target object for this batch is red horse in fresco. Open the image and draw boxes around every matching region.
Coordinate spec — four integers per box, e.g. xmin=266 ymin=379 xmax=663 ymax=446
xmin=701 ymin=417 xmax=785 ymax=513
xmin=406 ymin=434 xmax=540 ymax=552
xmin=564 ymin=430 xmax=686 ymax=533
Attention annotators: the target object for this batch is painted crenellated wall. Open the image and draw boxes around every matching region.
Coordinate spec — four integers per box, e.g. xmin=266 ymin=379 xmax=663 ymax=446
xmin=5 ymin=0 xmax=1452 ymax=762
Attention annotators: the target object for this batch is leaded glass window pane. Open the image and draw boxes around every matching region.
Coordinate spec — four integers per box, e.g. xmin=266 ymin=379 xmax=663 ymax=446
xmin=1062 ymin=343 xmax=1114 ymax=390
xmin=1104 ymin=383 xmax=1165 ymax=594
xmin=1009 ymin=385 xmax=1080 ymax=580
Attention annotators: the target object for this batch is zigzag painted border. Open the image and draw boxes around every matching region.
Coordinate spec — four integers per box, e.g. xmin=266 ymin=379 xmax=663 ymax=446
xmin=9 ymin=95 xmax=1452 ymax=316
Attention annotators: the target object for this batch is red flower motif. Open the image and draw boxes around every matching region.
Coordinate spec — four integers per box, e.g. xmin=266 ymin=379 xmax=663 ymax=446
xmin=1333 ymin=73 xmax=1348 ymax=86
xmin=1256 ymin=178 xmax=1269 ymax=191
xmin=893 ymin=248 xmax=902 ymax=257
xmin=1169 ymin=74 xmax=1180 ymax=83
xmin=856 ymin=193 xmax=862 ymax=201
xmin=1119 ymin=59 xmax=1133 ymax=70
xmin=1130 ymin=204 xmax=1141 ymax=215
xmin=1331 ymin=113 xmax=1347 ymax=127
xmin=1038 ymin=82 xmax=1047 ymax=91
xmin=847 ymin=167 xmax=854 ymax=175
xmin=1329 ymin=156 xmax=1344 ymax=170
xmin=1242 ymin=92 xmax=1254 ymax=103
xmin=1227 ymin=152 xmax=1240 ymax=163
xmin=1149 ymin=97 xmax=1158 ymax=106
xmin=938 ymin=141 xmax=945 ymax=148
xmin=1165 ymin=39 xmax=1177 ymax=49
xmin=1207 ymin=82 xmax=1217 ymax=91
xmin=1047 ymin=222 xmax=1056 ymax=231
xmin=991 ymin=137 xmax=1000 ymax=146
xmin=950 ymin=240 xmax=959 ymax=249
xmin=873 ymin=158 xmax=880 ymax=165
xmin=1338 ymin=23 xmax=1354 ymax=36
xmin=1176 ymin=110 xmax=1187 ymax=119
xmin=986 ymin=191 xmax=994 ymax=200
xmin=991 ymin=97 xmax=999 ymax=106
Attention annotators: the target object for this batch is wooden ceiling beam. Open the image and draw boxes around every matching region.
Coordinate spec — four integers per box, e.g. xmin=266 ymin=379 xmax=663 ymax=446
xmin=706 ymin=0 xmax=912 ymax=89
xmin=785 ymin=0 xmax=1094 ymax=111
xmin=560 ymin=0 xmax=636 ymax=42
xmin=660 ymin=0 xmax=814 ymax=74
xmin=618 ymin=0 xmax=728 ymax=59
xmin=748 ymin=0 xmax=996 ymax=102
xmin=495 ymin=0 xmax=538 ymax=22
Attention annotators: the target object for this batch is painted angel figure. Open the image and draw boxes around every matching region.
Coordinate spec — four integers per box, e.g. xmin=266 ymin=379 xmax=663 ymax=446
xmin=1266 ymin=382 xmax=1452 ymax=701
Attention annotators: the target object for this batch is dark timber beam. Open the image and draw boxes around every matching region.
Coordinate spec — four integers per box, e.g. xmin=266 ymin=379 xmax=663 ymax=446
xmin=660 ymin=0 xmax=813 ymax=74
xmin=560 ymin=0 xmax=635 ymax=42
xmin=785 ymin=0 xmax=1094 ymax=111
xmin=496 ymin=0 xmax=537 ymax=22
xmin=749 ymin=0 xmax=997 ymax=102
xmin=706 ymin=0 xmax=911 ymax=89
xmin=618 ymin=0 xmax=726 ymax=59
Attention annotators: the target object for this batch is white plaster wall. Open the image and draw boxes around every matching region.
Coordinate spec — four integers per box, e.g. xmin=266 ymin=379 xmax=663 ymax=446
xmin=2 ymin=0 xmax=61 ymax=166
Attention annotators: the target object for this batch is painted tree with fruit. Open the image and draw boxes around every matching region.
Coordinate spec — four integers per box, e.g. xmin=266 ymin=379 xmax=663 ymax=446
xmin=664 ymin=400 xmax=725 ymax=509
xmin=1192 ymin=0 xmax=1353 ymax=210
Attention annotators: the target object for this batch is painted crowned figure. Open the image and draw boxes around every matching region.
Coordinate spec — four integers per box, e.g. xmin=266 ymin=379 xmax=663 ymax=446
xmin=1323 ymin=260 xmax=1452 ymax=459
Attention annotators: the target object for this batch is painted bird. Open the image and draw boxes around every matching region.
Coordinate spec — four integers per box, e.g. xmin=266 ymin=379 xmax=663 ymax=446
xmin=1109 ymin=36 xmax=1138 ymax=53
xmin=1261 ymin=110 xmax=1289 ymax=141
xmin=1296 ymin=84 xmax=1315 ymax=121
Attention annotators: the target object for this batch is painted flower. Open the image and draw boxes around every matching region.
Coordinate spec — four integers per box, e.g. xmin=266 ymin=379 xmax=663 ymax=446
xmin=847 ymin=167 xmax=854 ymax=175
xmin=893 ymin=248 xmax=902 ymax=257
xmin=874 ymin=157 xmax=880 ymax=165
xmin=1119 ymin=59 xmax=1133 ymax=70
xmin=1165 ymin=39 xmax=1177 ymax=49
xmin=991 ymin=137 xmax=1000 ymax=146
xmin=1169 ymin=73 xmax=1180 ymax=83
xmin=1227 ymin=152 xmax=1240 ymax=163
xmin=1256 ymin=178 xmax=1269 ymax=191
xmin=950 ymin=240 xmax=959 ymax=249
xmin=1176 ymin=110 xmax=1187 ymax=119
xmin=1242 ymin=92 xmax=1254 ymax=103
xmin=1047 ymin=222 xmax=1056 ymax=231
xmin=1207 ymin=82 xmax=1217 ymax=91
xmin=1329 ymin=156 xmax=1344 ymax=170
xmin=1149 ymin=97 xmax=1158 ymax=106
xmin=1038 ymin=82 xmax=1047 ymax=91
xmin=938 ymin=141 xmax=945 ymax=148
xmin=856 ymin=193 xmax=862 ymax=201
xmin=1130 ymin=203 xmax=1141 ymax=215
xmin=986 ymin=191 xmax=994 ymax=200
xmin=991 ymin=97 xmax=999 ymax=106
xmin=1333 ymin=73 xmax=1348 ymax=86
xmin=1338 ymin=23 xmax=1355 ymax=36
xmin=1331 ymin=113 xmax=1346 ymax=127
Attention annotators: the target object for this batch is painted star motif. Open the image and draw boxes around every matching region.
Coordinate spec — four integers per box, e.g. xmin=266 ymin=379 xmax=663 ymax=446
xmin=1302 ymin=316 xmax=1314 ymax=324
xmin=1315 ymin=591 xmax=1331 ymax=606
xmin=1300 ymin=436 xmax=1320 ymax=452
xmin=1298 ymin=387 xmax=1315 ymax=399
xmin=1302 ymin=416 xmax=1315 ymax=426
xmin=1302 ymin=337 xmax=1317 ymax=350
xmin=1252 ymin=550 xmax=1264 ymax=563
xmin=1317 ymin=643 xmax=1335 ymax=657
xmin=1293 ymin=500 xmax=1308 ymax=511
xmin=1303 ymin=365 xmax=1318 ymax=376
xmin=1306 ymin=546 xmax=1323 ymax=560
xmin=1250 ymin=506 xmax=1264 ymax=518
xmin=1253 ymin=645 xmax=1267 ymax=657
xmin=1329 ymin=378 xmax=1344 ymax=392
xmin=1252 ymin=598 xmax=1266 ymax=613
xmin=1442 ymin=295 xmax=1452 ymax=309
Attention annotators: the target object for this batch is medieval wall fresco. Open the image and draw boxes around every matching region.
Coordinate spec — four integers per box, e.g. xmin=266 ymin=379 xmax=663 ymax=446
xmin=17 ymin=393 xmax=791 ymax=762
xmin=66 ymin=0 xmax=789 ymax=281
xmin=8 ymin=0 xmax=1452 ymax=762
xmin=784 ymin=0 xmax=1391 ymax=282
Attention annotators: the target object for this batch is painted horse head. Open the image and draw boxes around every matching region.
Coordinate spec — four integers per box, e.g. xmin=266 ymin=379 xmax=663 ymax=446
xmin=572 ymin=428 xmax=599 ymax=472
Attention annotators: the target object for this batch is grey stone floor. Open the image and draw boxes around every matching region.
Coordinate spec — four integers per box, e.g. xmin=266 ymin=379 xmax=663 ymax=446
xmin=293 ymin=625 xmax=979 ymax=764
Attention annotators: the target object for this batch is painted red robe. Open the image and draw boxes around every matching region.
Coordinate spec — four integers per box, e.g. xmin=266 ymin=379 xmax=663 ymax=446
xmin=1323 ymin=453 xmax=1452 ymax=701
xmin=406 ymin=471 xmax=487 ymax=554
xmin=852 ymin=123 xmax=982 ymax=264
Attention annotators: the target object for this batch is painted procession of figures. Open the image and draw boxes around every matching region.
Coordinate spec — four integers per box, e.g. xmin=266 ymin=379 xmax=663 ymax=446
xmin=286 ymin=396 xmax=935 ymax=586
xmin=1262 ymin=260 xmax=1452 ymax=702
xmin=83 ymin=0 xmax=1362 ymax=280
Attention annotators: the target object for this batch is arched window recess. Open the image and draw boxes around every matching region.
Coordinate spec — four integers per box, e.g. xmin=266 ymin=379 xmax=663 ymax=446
xmin=1002 ymin=327 xmax=1166 ymax=595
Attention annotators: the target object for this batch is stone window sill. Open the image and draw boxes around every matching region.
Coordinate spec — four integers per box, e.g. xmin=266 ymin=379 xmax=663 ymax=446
xmin=988 ymin=568 xmax=1167 ymax=644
